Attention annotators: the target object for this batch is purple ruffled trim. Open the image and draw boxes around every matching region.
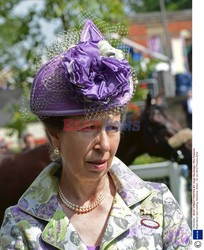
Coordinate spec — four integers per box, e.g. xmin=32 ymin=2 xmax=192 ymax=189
xmin=61 ymin=40 xmax=131 ymax=105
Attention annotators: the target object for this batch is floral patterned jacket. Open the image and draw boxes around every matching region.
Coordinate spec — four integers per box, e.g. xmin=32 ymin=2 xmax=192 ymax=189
xmin=0 ymin=157 xmax=191 ymax=250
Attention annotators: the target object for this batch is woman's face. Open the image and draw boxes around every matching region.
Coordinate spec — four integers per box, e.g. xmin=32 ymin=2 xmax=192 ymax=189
xmin=51 ymin=114 xmax=121 ymax=181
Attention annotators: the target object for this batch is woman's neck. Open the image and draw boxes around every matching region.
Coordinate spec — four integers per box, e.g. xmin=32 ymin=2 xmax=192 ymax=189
xmin=59 ymin=168 xmax=109 ymax=205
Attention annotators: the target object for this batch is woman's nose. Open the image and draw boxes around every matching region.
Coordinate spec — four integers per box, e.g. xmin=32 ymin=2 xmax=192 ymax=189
xmin=94 ymin=131 xmax=110 ymax=152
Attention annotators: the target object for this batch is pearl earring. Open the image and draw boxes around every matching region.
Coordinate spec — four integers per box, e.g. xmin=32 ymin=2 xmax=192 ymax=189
xmin=54 ymin=148 xmax=60 ymax=155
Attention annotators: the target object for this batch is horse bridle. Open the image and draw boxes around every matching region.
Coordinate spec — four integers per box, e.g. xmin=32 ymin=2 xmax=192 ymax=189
xmin=174 ymin=149 xmax=185 ymax=162
xmin=144 ymin=116 xmax=187 ymax=163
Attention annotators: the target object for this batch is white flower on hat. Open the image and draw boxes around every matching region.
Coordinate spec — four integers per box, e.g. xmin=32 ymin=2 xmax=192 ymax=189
xmin=98 ymin=40 xmax=125 ymax=60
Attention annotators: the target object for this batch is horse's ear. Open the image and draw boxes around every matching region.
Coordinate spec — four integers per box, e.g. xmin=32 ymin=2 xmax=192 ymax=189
xmin=144 ymin=92 xmax=152 ymax=112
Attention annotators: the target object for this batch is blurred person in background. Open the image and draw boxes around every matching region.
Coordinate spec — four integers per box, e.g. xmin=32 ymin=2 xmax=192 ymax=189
xmin=22 ymin=133 xmax=36 ymax=152
xmin=0 ymin=137 xmax=11 ymax=154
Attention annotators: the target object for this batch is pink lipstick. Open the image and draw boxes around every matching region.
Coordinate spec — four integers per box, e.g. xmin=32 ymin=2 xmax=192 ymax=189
xmin=87 ymin=161 xmax=107 ymax=171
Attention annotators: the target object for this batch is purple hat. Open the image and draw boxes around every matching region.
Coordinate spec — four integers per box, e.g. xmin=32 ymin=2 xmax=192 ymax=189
xmin=30 ymin=20 xmax=135 ymax=117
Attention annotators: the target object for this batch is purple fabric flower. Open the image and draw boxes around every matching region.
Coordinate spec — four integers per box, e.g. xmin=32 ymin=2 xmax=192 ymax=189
xmin=61 ymin=40 xmax=131 ymax=105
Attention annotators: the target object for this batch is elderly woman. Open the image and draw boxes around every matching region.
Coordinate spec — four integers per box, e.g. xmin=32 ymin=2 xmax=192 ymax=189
xmin=0 ymin=20 xmax=191 ymax=249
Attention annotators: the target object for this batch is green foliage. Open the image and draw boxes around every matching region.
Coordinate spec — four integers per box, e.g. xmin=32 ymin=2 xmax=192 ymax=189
xmin=41 ymin=0 xmax=126 ymax=30
xmin=0 ymin=8 xmax=45 ymax=88
xmin=132 ymin=84 xmax=149 ymax=102
xmin=0 ymin=0 xmax=126 ymax=138
xmin=0 ymin=0 xmax=126 ymax=86
xmin=129 ymin=56 xmax=160 ymax=101
xmin=4 ymin=78 xmax=37 ymax=140
xmin=1 ymin=0 xmax=191 ymax=139
xmin=130 ymin=57 xmax=160 ymax=79
xmin=5 ymin=103 xmax=37 ymax=140
xmin=164 ymin=0 xmax=192 ymax=11
xmin=125 ymin=0 xmax=192 ymax=13
xmin=132 ymin=154 xmax=166 ymax=165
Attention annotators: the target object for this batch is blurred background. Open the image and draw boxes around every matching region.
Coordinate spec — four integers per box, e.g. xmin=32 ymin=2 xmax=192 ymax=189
xmin=0 ymin=0 xmax=192 ymax=149
xmin=0 ymin=0 xmax=192 ymax=226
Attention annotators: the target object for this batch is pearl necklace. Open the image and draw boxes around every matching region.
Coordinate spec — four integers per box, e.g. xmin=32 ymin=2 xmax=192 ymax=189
xmin=58 ymin=181 xmax=108 ymax=214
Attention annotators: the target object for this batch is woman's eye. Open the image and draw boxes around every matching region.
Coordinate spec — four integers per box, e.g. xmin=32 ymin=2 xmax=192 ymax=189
xmin=81 ymin=125 xmax=98 ymax=131
xmin=105 ymin=126 xmax=119 ymax=132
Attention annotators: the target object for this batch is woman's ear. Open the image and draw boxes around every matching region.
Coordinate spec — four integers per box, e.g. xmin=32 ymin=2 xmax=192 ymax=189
xmin=45 ymin=128 xmax=60 ymax=149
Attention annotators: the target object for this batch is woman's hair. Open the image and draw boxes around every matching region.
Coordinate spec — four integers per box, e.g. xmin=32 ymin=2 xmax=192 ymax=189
xmin=41 ymin=116 xmax=66 ymax=133
xmin=41 ymin=110 xmax=127 ymax=161
xmin=40 ymin=116 xmax=66 ymax=161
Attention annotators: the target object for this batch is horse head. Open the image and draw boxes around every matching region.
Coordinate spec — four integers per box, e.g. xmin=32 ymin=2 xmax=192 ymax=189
xmin=116 ymin=93 xmax=192 ymax=167
xmin=140 ymin=93 xmax=192 ymax=166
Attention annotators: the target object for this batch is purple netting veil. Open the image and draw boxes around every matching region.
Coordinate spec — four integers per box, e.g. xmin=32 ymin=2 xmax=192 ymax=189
xmin=30 ymin=19 xmax=137 ymax=118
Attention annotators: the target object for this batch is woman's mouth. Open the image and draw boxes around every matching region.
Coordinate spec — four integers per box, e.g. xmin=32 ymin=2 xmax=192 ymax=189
xmin=87 ymin=160 xmax=108 ymax=171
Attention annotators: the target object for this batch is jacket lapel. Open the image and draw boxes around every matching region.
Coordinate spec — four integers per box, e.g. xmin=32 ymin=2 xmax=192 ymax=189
xmin=100 ymin=157 xmax=152 ymax=249
xmin=18 ymin=161 xmax=62 ymax=221
xmin=100 ymin=192 xmax=137 ymax=249
xmin=41 ymin=209 xmax=69 ymax=249
xmin=109 ymin=157 xmax=152 ymax=207
xmin=17 ymin=157 xmax=153 ymax=249
xmin=41 ymin=209 xmax=87 ymax=250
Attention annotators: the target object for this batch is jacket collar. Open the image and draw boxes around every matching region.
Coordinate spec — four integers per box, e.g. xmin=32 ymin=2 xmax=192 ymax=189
xmin=109 ymin=157 xmax=152 ymax=206
xmin=41 ymin=192 xmax=140 ymax=250
xmin=18 ymin=160 xmax=62 ymax=221
xmin=18 ymin=157 xmax=152 ymax=221
xmin=18 ymin=157 xmax=152 ymax=249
